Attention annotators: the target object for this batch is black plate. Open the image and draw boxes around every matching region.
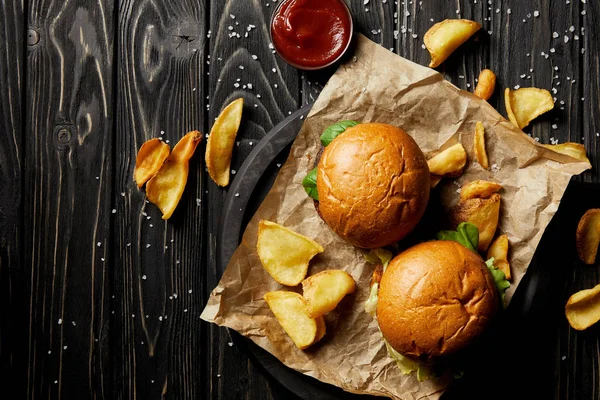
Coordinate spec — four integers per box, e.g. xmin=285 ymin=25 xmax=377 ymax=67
xmin=217 ymin=106 xmax=596 ymax=400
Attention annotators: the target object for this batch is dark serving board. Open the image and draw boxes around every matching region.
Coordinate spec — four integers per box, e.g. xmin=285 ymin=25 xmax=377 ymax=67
xmin=217 ymin=106 xmax=598 ymax=400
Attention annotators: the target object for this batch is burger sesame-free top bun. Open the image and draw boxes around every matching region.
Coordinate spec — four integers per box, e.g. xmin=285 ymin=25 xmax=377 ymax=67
xmin=377 ymin=241 xmax=499 ymax=363
xmin=316 ymin=123 xmax=430 ymax=249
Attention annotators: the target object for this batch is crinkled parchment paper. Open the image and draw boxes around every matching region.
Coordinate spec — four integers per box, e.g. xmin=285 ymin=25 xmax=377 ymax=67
xmin=201 ymin=35 xmax=590 ymax=399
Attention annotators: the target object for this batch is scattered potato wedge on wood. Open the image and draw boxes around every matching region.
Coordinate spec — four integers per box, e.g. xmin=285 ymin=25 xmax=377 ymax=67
xmin=460 ymin=180 xmax=502 ymax=201
xmin=565 ymin=283 xmax=600 ymax=331
xmin=487 ymin=234 xmax=511 ymax=280
xmin=264 ymin=291 xmax=326 ymax=349
xmin=427 ymin=143 xmax=467 ymax=178
xmin=474 ymin=122 xmax=489 ymax=169
xmin=424 ymin=19 xmax=482 ymax=68
xmin=543 ymin=142 xmax=590 ymax=164
xmin=474 ymin=69 xmax=496 ymax=100
xmin=505 ymin=87 xmax=554 ymax=129
xmin=302 ymin=270 xmax=356 ymax=318
xmin=576 ymin=209 xmax=600 ymax=265
xmin=206 ymin=98 xmax=244 ymax=187
xmin=257 ymin=220 xmax=324 ymax=286
xmin=146 ymin=131 xmax=202 ymax=219
xmin=134 ymin=138 xmax=170 ymax=188
xmin=450 ymin=193 xmax=501 ymax=252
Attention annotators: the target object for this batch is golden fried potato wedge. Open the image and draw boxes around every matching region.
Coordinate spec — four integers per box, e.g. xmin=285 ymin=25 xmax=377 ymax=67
xmin=302 ymin=270 xmax=356 ymax=318
xmin=146 ymin=131 xmax=202 ymax=219
xmin=134 ymin=138 xmax=170 ymax=188
xmin=576 ymin=209 xmax=600 ymax=265
xmin=460 ymin=180 xmax=502 ymax=201
xmin=430 ymin=175 xmax=443 ymax=189
xmin=450 ymin=193 xmax=500 ymax=252
xmin=257 ymin=221 xmax=324 ymax=286
xmin=487 ymin=234 xmax=511 ymax=280
xmin=206 ymin=98 xmax=244 ymax=187
xmin=474 ymin=69 xmax=496 ymax=101
xmin=424 ymin=19 xmax=482 ymax=68
xmin=565 ymin=283 xmax=600 ymax=331
xmin=505 ymin=87 xmax=554 ymax=129
xmin=264 ymin=291 xmax=326 ymax=349
xmin=543 ymin=143 xmax=590 ymax=164
xmin=474 ymin=121 xmax=489 ymax=170
xmin=427 ymin=143 xmax=467 ymax=178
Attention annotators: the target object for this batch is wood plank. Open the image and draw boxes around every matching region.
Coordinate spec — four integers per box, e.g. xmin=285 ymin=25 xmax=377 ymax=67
xmin=0 ymin=0 xmax=25 ymax=396
xmin=204 ymin=0 xmax=301 ymax=398
xmin=24 ymin=0 xmax=115 ymax=398
xmin=113 ymin=0 xmax=207 ymax=398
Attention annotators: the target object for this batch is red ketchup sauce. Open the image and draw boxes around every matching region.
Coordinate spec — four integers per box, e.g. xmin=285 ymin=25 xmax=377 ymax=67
xmin=271 ymin=0 xmax=353 ymax=69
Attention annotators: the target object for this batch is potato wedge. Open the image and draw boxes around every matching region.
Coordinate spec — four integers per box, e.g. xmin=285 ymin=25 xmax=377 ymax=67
xmin=505 ymin=87 xmax=554 ymax=129
xmin=430 ymin=175 xmax=443 ymax=189
xmin=487 ymin=234 xmax=511 ymax=280
xmin=424 ymin=19 xmax=481 ymax=68
xmin=450 ymin=193 xmax=500 ymax=252
xmin=302 ymin=270 xmax=356 ymax=318
xmin=264 ymin=291 xmax=326 ymax=349
xmin=474 ymin=69 xmax=496 ymax=101
xmin=257 ymin=220 xmax=324 ymax=286
xmin=460 ymin=180 xmax=502 ymax=201
xmin=543 ymin=143 xmax=590 ymax=164
xmin=146 ymin=131 xmax=202 ymax=219
xmin=565 ymin=283 xmax=600 ymax=331
xmin=134 ymin=138 xmax=170 ymax=188
xmin=576 ymin=209 xmax=600 ymax=264
xmin=206 ymin=98 xmax=244 ymax=187
xmin=474 ymin=121 xmax=489 ymax=169
xmin=427 ymin=143 xmax=467 ymax=178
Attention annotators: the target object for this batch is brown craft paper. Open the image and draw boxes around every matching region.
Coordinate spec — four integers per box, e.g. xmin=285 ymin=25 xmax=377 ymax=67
xmin=201 ymin=35 xmax=590 ymax=399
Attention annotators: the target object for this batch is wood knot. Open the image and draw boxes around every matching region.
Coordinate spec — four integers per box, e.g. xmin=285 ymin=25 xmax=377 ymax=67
xmin=27 ymin=28 xmax=40 ymax=46
xmin=57 ymin=128 xmax=71 ymax=144
xmin=54 ymin=124 xmax=75 ymax=149
xmin=167 ymin=20 xmax=201 ymax=57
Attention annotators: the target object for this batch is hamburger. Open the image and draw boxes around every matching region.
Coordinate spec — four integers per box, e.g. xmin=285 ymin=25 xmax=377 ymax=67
xmin=374 ymin=240 xmax=500 ymax=365
xmin=313 ymin=122 xmax=430 ymax=248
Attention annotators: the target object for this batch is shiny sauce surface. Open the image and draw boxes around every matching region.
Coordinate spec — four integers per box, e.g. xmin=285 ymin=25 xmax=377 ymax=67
xmin=271 ymin=0 xmax=352 ymax=68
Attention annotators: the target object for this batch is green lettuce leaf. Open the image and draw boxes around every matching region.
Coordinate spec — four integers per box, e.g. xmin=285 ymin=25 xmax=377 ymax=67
xmin=302 ymin=167 xmax=318 ymax=200
xmin=364 ymin=282 xmax=379 ymax=315
xmin=417 ymin=364 xmax=432 ymax=382
xmin=364 ymin=248 xmax=394 ymax=271
xmin=435 ymin=222 xmax=479 ymax=252
xmin=320 ymin=120 xmax=359 ymax=146
xmin=485 ymin=257 xmax=510 ymax=307
xmin=384 ymin=340 xmax=420 ymax=375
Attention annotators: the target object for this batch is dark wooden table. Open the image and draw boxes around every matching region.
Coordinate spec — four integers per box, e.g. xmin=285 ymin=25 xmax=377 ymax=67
xmin=1 ymin=0 xmax=598 ymax=399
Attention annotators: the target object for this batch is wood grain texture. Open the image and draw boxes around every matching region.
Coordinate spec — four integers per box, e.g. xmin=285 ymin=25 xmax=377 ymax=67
xmin=204 ymin=1 xmax=301 ymax=399
xmin=0 ymin=0 xmax=25 ymax=396
xmin=113 ymin=1 xmax=206 ymax=399
xmin=24 ymin=0 xmax=114 ymax=398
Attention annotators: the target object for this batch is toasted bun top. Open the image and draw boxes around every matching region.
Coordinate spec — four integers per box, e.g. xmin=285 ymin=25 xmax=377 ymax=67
xmin=316 ymin=123 xmax=430 ymax=249
xmin=377 ymin=241 xmax=499 ymax=362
